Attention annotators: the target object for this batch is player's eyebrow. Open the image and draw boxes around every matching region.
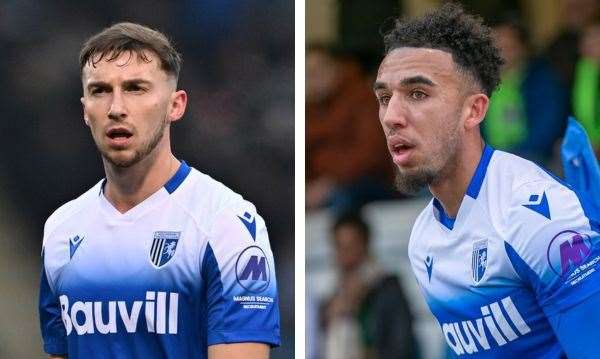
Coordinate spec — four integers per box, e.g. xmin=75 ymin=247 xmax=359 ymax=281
xmin=86 ymin=81 xmax=110 ymax=91
xmin=400 ymin=75 xmax=436 ymax=87
xmin=373 ymin=81 xmax=388 ymax=92
xmin=373 ymin=75 xmax=436 ymax=92
xmin=121 ymin=78 xmax=152 ymax=87
xmin=86 ymin=78 xmax=152 ymax=91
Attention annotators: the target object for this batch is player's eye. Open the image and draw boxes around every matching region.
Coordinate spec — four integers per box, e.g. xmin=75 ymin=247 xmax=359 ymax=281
xmin=409 ymin=90 xmax=428 ymax=101
xmin=376 ymin=94 xmax=391 ymax=106
xmin=125 ymin=84 xmax=146 ymax=92
xmin=91 ymin=87 xmax=108 ymax=95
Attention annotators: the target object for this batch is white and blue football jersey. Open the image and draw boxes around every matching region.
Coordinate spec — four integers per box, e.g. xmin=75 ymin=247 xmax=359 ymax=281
xmin=39 ymin=161 xmax=280 ymax=358
xmin=409 ymin=145 xmax=600 ymax=357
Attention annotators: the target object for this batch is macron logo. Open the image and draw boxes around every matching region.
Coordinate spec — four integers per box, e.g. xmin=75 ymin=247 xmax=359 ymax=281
xmin=238 ymin=212 xmax=257 ymax=241
xmin=523 ymin=192 xmax=551 ymax=220
xmin=69 ymin=235 xmax=85 ymax=259
xmin=424 ymin=256 xmax=434 ymax=282
xmin=442 ymin=296 xmax=531 ymax=355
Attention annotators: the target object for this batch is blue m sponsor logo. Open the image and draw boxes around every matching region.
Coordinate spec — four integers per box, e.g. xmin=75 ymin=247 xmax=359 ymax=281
xmin=240 ymin=255 xmax=267 ymax=281
xmin=235 ymin=246 xmax=271 ymax=293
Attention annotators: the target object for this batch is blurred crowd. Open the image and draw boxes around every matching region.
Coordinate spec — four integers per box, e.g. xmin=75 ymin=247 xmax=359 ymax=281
xmin=0 ymin=1 xmax=293 ymax=357
xmin=307 ymin=0 xmax=600 ymax=358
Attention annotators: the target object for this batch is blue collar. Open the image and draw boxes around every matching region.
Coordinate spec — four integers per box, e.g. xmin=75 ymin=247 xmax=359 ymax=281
xmin=164 ymin=161 xmax=191 ymax=194
xmin=433 ymin=144 xmax=495 ymax=230
xmin=466 ymin=144 xmax=495 ymax=199
xmin=98 ymin=160 xmax=191 ymax=196
xmin=433 ymin=198 xmax=456 ymax=230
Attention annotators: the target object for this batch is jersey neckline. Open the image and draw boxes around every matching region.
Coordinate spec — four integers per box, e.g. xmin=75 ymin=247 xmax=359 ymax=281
xmin=98 ymin=160 xmax=192 ymax=220
xmin=433 ymin=144 xmax=495 ymax=230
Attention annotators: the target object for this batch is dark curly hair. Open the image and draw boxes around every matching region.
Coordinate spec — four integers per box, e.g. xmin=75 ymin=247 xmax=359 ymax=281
xmin=383 ymin=3 xmax=503 ymax=96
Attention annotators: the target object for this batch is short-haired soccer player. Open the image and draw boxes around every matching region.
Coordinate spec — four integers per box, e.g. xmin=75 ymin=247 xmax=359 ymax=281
xmin=374 ymin=4 xmax=600 ymax=357
xmin=39 ymin=23 xmax=280 ymax=359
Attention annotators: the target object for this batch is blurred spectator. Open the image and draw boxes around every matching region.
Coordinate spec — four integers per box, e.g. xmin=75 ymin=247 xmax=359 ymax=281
xmin=320 ymin=212 xmax=415 ymax=359
xmin=544 ymin=0 xmax=600 ymax=92
xmin=306 ymin=45 xmax=394 ymax=214
xmin=484 ymin=15 xmax=568 ymax=164
xmin=572 ymin=21 xmax=600 ymax=156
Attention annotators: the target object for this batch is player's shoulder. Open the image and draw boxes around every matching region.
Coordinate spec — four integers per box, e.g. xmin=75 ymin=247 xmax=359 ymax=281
xmin=43 ymin=179 xmax=103 ymax=244
xmin=490 ymin=150 xmax=563 ymax=191
xmin=172 ymin=167 xmax=262 ymax=233
xmin=489 ymin=150 xmax=587 ymax=240
xmin=487 ymin=150 xmax=572 ymax=213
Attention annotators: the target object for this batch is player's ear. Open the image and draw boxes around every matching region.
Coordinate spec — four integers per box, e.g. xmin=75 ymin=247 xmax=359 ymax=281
xmin=463 ymin=93 xmax=489 ymax=130
xmin=81 ymin=97 xmax=90 ymax=126
xmin=168 ymin=90 xmax=187 ymax=123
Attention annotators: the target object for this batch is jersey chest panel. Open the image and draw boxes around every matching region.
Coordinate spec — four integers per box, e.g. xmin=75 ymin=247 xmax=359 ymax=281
xmin=47 ymin=202 xmax=206 ymax=344
xmin=411 ymin=202 xmax=560 ymax=357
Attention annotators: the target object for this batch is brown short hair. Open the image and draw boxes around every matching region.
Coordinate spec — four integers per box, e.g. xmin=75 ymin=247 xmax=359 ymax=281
xmin=79 ymin=22 xmax=182 ymax=81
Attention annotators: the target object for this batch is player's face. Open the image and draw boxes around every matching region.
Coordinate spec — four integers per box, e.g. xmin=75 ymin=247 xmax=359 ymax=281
xmin=81 ymin=51 xmax=185 ymax=168
xmin=374 ymin=48 xmax=468 ymax=194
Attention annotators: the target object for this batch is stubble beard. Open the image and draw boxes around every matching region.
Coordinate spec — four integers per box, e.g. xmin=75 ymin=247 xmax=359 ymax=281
xmin=394 ymin=124 xmax=461 ymax=195
xmin=101 ymin=118 xmax=168 ymax=168
xmin=394 ymin=166 xmax=437 ymax=195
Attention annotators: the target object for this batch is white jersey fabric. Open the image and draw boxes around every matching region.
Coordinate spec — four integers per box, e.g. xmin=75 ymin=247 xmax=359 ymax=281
xmin=39 ymin=161 xmax=280 ymax=358
xmin=409 ymin=145 xmax=600 ymax=357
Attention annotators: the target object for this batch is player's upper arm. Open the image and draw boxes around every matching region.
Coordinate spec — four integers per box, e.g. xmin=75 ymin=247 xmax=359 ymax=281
xmin=503 ymin=179 xmax=600 ymax=355
xmin=40 ymin=222 xmax=68 ymax=357
xmin=201 ymin=201 xmax=280 ymax=347
xmin=504 ymin=179 xmax=600 ymax=313
xmin=208 ymin=342 xmax=269 ymax=359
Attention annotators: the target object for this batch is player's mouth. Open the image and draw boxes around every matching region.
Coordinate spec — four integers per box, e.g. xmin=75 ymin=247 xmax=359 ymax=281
xmin=388 ymin=137 xmax=416 ymax=166
xmin=106 ymin=127 xmax=133 ymax=148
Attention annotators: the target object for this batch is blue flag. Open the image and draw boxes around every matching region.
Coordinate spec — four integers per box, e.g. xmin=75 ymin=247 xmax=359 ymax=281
xmin=561 ymin=117 xmax=600 ymax=216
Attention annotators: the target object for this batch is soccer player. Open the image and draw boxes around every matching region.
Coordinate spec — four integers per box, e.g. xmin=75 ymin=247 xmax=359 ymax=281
xmin=373 ymin=4 xmax=600 ymax=357
xmin=38 ymin=23 xmax=280 ymax=359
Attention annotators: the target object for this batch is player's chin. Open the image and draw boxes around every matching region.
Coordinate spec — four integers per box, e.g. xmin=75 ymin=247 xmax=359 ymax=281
xmin=393 ymin=157 xmax=422 ymax=173
xmin=102 ymin=149 xmax=139 ymax=168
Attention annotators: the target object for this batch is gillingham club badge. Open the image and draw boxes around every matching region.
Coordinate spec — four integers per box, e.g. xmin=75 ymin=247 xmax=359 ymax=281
xmin=472 ymin=239 xmax=488 ymax=283
xmin=150 ymin=231 xmax=181 ymax=268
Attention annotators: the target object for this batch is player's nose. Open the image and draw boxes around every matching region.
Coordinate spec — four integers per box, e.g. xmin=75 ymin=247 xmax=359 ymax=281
xmin=381 ymin=95 xmax=408 ymax=131
xmin=107 ymin=91 xmax=127 ymax=121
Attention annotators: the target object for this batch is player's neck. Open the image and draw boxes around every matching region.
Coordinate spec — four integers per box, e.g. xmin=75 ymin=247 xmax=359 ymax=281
xmin=103 ymin=146 xmax=180 ymax=214
xmin=429 ymin=138 xmax=485 ymax=218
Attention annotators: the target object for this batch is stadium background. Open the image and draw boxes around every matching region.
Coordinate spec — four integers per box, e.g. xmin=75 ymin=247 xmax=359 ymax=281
xmin=0 ymin=1 xmax=293 ymax=358
xmin=306 ymin=0 xmax=600 ymax=358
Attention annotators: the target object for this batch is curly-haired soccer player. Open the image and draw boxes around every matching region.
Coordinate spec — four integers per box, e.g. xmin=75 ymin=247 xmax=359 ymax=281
xmin=374 ymin=4 xmax=600 ymax=357
xmin=38 ymin=23 xmax=279 ymax=359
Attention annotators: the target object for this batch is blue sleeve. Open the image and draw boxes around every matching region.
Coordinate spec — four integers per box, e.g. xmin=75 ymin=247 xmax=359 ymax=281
xmin=547 ymin=289 xmax=600 ymax=358
xmin=39 ymin=253 xmax=67 ymax=355
xmin=201 ymin=206 xmax=280 ymax=347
